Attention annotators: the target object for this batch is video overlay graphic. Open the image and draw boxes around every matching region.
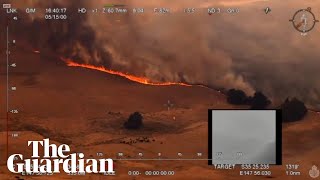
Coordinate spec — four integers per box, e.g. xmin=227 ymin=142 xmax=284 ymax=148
xmin=208 ymin=109 xmax=282 ymax=165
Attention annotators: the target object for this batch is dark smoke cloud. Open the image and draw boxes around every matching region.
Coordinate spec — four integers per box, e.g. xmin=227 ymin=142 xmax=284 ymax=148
xmin=0 ymin=0 xmax=112 ymax=67
xmin=2 ymin=0 xmax=320 ymax=108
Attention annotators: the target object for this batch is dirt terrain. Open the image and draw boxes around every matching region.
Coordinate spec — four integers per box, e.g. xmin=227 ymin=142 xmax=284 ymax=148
xmin=0 ymin=48 xmax=319 ymax=180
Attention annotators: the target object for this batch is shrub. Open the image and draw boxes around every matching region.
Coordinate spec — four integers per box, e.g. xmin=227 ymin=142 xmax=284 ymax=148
xmin=227 ymin=89 xmax=248 ymax=105
xmin=282 ymin=98 xmax=307 ymax=122
xmin=250 ymin=92 xmax=271 ymax=109
xmin=124 ymin=112 xmax=143 ymax=129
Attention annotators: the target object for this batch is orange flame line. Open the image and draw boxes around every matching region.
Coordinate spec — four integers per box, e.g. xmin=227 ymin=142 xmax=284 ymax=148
xmin=61 ymin=57 xmax=192 ymax=87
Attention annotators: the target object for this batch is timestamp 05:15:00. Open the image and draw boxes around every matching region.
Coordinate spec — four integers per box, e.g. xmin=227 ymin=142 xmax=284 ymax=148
xmin=44 ymin=14 xmax=67 ymax=20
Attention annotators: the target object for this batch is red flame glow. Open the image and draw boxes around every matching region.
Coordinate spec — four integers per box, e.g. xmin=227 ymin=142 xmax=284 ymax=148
xmin=61 ymin=57 xmax=192 ymax=87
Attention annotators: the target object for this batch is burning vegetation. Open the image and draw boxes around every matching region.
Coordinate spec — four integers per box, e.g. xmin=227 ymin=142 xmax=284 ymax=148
xmin=62 ymin=58 xmax=192 ymax=87
xmin=1 ymin=0 xmax=319 ymax=111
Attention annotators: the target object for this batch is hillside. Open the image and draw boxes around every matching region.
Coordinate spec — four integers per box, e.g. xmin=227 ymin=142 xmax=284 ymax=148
xmin=0 ymin=48 xmax=319 ymax=179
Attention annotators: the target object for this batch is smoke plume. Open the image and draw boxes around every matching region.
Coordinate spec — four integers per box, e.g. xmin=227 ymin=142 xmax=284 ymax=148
xmin=1 ymin=0 xmax=319 ymax=108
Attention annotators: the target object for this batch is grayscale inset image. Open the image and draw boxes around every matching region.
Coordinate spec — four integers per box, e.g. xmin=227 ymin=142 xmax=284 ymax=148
xmin=211 ymin=110 xmax=276 ymax=165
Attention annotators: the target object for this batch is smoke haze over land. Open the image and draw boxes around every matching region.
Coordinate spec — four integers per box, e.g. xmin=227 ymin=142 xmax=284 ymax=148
xmin=1 ymin=0 xmax=320 ymax=108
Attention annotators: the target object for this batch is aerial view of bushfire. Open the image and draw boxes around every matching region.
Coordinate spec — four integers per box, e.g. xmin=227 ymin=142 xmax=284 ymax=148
xmin=0 ymin=0 xmax=319 ymax=179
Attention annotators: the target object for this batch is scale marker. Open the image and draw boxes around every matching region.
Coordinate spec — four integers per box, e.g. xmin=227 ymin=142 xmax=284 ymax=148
xmin=6 ymin=25 xmax=9 ymax=159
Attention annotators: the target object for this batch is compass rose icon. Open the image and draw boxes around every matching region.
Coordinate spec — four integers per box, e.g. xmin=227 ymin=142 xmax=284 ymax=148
xmin=289 ymin=7 xmax=319 ymax=35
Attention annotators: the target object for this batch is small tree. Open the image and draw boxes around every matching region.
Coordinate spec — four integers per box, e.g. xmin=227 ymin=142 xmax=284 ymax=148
xmin=227 ymin=89 xmax=248 ymax=105
xmin=250 ymin=92 xmax=271 ymax=109
xmin=124 ymin=112 xmax=143 ymax=129
xmin=282 ymin=98 xmax=307 ymax=122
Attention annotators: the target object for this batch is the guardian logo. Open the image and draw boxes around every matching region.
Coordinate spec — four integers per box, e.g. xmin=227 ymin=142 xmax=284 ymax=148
xmin=7 ymin=138 xmax=115 ymax=175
